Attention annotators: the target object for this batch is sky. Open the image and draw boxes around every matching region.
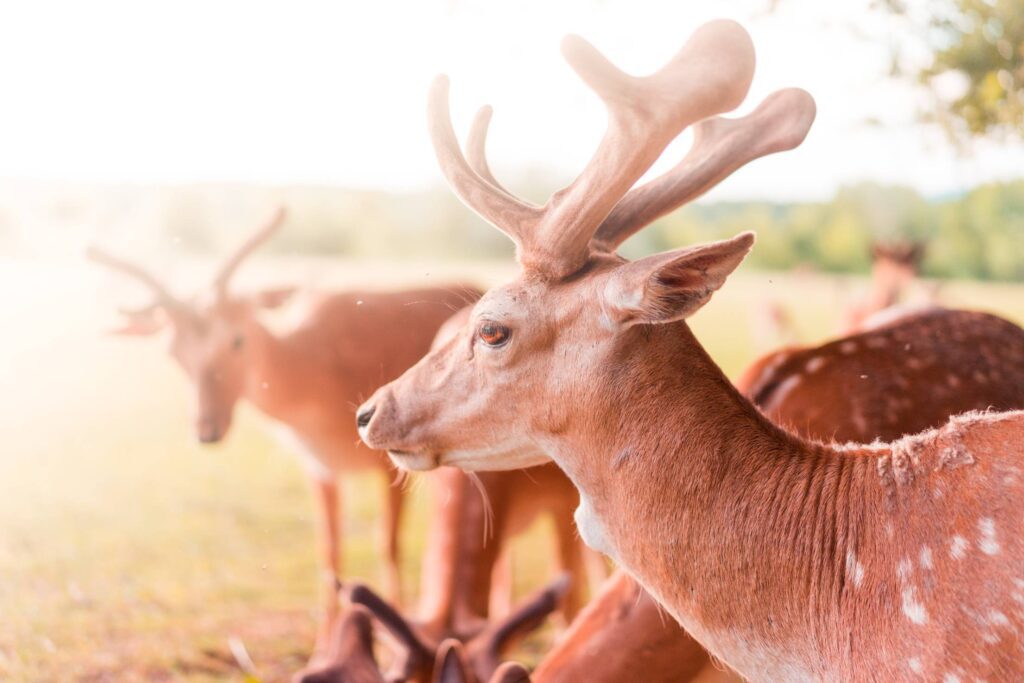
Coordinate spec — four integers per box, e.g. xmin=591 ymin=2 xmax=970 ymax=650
xmin=1 ymin=0 xmax=1022 ymax=201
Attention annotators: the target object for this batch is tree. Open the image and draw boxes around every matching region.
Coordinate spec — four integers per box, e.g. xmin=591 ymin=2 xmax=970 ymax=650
xmin=878 ymin=0 xmax=1024 ymax=143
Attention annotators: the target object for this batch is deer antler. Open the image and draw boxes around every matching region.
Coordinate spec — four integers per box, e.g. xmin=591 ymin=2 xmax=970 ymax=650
xmin=212 ymin=205 xmax=287 ymax=297
xmin=86 ymin=245 xmax=185 ymax=311
xmin=590 ymin=87 xmax=816 ymax=252
xmin=349 ymin=575 xmax=567 ymax=683
xmin=430 ymin=20 xmax=756 ymax=278
xmin=465 ymin=106 xmax=518 ymax=199
xmin=466 ymin=573 xmax=569 ymax=676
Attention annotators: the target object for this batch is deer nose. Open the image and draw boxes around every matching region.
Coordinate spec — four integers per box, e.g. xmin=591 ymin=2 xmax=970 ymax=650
xmin=356 ymin=404 xmax=376 ymax=430
xmin=197 ymin=419 xmax=223 ymax=444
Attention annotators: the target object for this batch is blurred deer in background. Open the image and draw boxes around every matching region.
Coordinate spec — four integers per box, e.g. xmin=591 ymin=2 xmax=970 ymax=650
xmin=88 ymin=207 xmax=481 ymax=662
xmin=842 ymin=239 xmax=931 ymax=332
xmin=358 ymin=20 xmax=1024 ymax=680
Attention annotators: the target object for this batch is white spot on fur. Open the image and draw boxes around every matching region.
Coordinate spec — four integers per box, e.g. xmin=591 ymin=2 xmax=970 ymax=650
xmin=978 ymin=517 xmax=1000 ymax=555
xmin=839 ymin=340 xmax=858 ymax=354
xmin=902 ymin=586 xmax=929 ymax=624
xmin=943 ymin=674 xmax=960 ymax=683
xmin=805 ymin=356 xmax=826 ymax=373
xmin=846 ymin=551 xmax=864 ymax=588
xmin=908 ymin=657 xmax=923 ymax=674
xmin=950 ymin=536 xmax=968 ymax=560
xmin=898 ymin=558 xmax=913 ymax=581
xmin=988 ymin=610 xmax=1010 ymax=627
xmin=919 ymin=546 xmax=933 ymax=570
xmin=766 ymin=375 xmax=802 ymax=408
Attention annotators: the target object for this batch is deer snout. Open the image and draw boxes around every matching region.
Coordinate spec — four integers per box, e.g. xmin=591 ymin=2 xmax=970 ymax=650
xmin=356 ymin=392 xmax=439 ymax=471
xmin=355 ymin=393 xmax=386 ymax=447
xmin=196 ymin=419 xmax=225 ymax=446
xmin=196 ymin=415 xmax=228 ymax=444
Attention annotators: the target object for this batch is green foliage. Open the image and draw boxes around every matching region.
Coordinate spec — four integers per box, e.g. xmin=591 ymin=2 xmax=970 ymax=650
xmin=144 ymin=179 xmax=1024 ymax=282
xmin=879 ymin=0 xmax=1024 ymax=142
xmin=616 ymin=180 xmax=1024 ymax=281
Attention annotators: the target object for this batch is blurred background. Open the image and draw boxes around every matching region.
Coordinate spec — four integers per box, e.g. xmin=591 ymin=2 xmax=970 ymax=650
xmin=2 ymin=0 xmax=1022 ymax=680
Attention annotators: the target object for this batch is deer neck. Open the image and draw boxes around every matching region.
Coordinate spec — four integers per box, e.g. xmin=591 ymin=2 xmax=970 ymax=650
xmin=239 ymin=317 xmax=313 ymax=424
xmin=543 ymin=322 xmax=882 ymax=679
xmin=869 ymin=262 xmax=903 ymax=310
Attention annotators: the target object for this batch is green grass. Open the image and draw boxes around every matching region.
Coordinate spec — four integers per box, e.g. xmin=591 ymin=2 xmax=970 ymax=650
xmin=1 ymin=259 xmax=1022 ymax=682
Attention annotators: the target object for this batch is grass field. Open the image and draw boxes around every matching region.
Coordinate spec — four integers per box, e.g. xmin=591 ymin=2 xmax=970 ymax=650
xmin=2 ymin=256 xmax=1022 ymax=682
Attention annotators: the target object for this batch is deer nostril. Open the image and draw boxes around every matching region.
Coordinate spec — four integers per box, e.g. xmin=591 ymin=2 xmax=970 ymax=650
xmin=356 ymin=405 xmax=376 ymax=429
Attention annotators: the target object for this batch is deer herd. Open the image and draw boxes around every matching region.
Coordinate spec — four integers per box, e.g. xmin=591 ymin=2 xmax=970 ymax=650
xmin=88 ymin=19 xmax=1024 ymax=683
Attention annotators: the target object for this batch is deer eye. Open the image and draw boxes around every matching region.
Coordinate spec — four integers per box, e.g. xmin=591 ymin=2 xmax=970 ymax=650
xmin=232 ymin=334 xmax=245 ymax=351
xmin=477 ymin=320 xmax=511 ymax=348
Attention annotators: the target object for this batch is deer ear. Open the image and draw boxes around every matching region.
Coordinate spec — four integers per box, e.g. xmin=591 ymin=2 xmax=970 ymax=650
xmin=108 ymin=308 xmax=168 ymax=336
xmin=253 ymin=287 xmax=296 ymax=309
xmin=603 ymin=232 xmax=754 ymax=327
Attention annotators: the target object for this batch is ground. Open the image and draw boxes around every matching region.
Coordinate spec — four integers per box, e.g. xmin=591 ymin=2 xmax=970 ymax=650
xmin=1 ymin=256 xmax=1021 ymax=682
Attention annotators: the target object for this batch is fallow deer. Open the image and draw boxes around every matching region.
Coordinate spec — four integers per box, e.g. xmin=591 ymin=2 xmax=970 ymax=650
xmin=88 ymin=208 xmax=481 ymax=661
xmin=357 ymin=21 xmax=1024 ymax=680
xmin=532 ymin=307 xmax=1024 ymax=683
xmin=842 ymin=240 xmax=930 ymax=333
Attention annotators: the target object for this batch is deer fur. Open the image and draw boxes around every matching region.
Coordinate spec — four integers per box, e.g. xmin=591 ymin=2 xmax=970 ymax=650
xmin=531 ymin=307 xmax=1024 ymax=683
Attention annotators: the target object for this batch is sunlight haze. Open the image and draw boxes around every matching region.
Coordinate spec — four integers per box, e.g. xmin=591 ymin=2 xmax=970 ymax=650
xmin=2 ymin=0 xmax=1022 ymax=200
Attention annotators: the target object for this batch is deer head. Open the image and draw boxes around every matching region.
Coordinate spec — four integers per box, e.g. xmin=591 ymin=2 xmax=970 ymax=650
xmin=88 ymin=207 xmax=291 ymax=443
xmin=356 ymin=21 xmax=815 ymax=473
xmin=870 ymin=239 xmax=926 ymax=297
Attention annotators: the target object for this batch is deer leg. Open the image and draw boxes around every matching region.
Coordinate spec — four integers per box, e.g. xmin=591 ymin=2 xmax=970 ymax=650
xmin=379 ymin=475 xmax=404 ymax=605
xmin=583 ymin=545 xmax=610 ymax=598
xmin=310 ymin=476 xmax=342 ymax=664
xmin=553 ymin=509 xmax=587 ymax=623
xmin=488 ymin=543 xmax=515 ymax=619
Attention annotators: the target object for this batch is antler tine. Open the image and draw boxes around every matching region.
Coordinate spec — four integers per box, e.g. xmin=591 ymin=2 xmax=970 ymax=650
xmin=87 ymin=245 xmax=183 ymax=309
xmin=212 ymin=205 xmax=287 ymax=297
xmin=489 ymin=662 xmax=531 ymax=683
xmin=430 ymin=21 xmax=754 ymax=278
xmin=428 ymin=78 xmax=542 ymax=250
xmin=466 ymin=106 xmax=518 ymax=199
xmin=347 ymin=583 xmax=434 ymax=663
xmin=523 ymin=20 xmax=755 ymax=276
xmin=469 ymin=573 xmax=570 ymax=673
xmin=591 ymin=87 xmax=816 ymax=251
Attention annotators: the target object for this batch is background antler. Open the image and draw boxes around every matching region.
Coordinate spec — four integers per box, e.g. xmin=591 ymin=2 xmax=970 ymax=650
xmin=86 ymin=245 xmax=185 ymax=311
xmin=590 ymin=87 xmax=817 ymax=252
xmin=348 ymin=575 xmax=567 ymax=683
xmin=430 ymin=20 xmax=756 ymax=278
xmin=212 ymin=205 xmax=287 ymax=298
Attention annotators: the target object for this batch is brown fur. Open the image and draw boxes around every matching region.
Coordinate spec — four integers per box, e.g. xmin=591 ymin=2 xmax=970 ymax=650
xmin=533 ymin=307 xmax=1024 ymax=683
xmin=738 ymin=308 xmax=1024 ymax=443
xmin=359 ymin=246 xmax=1024 ymax=681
